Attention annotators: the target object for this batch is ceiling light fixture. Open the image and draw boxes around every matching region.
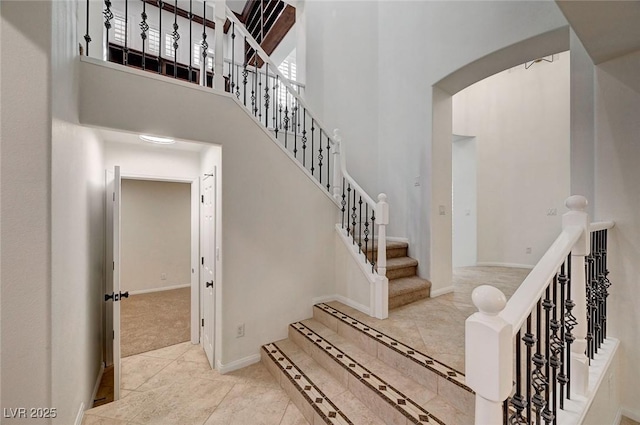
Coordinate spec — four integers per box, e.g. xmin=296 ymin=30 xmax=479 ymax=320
xmin=139 ymin=134 xmax=175 ymax=144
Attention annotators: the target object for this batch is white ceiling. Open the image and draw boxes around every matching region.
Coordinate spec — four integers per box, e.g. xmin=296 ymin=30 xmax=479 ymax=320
xmin=97 ymin=127 xmax=207 ymax=152
xmin=556 ymin=0 xmax=640 ymax=64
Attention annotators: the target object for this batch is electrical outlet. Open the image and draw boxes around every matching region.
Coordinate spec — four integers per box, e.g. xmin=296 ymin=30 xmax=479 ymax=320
xmin=547 ymin=208 xmax=558 ymax=216
xmin=236 ymin=323 xmax=245 ymax=338
xmin=161 ymin=273 xmax=167 ymax=280
xmin=526 ymin=247 xmax=532 ymax=254
xmin=439 ymin=205 xmax=446 ymax=216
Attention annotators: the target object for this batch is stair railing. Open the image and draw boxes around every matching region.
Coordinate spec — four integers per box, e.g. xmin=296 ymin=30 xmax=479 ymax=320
xmin=466 ymin=195 xmax=615 ymax=424
xmin=224 ymin=8 xmax=388 ymax=283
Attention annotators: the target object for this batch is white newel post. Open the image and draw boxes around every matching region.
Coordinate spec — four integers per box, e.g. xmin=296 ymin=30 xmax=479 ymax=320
xmin=563 ymin=195 xmax=590 ymax=396
xmin=332 ymin=129 xmax=343 ymax=200
xmin=375 ymin=194 xmax=389 ymax=319
xmin=213 ymin=0 xmax=226 ymax=90
xmin=466 ymin=285 xmax=513 ymax=424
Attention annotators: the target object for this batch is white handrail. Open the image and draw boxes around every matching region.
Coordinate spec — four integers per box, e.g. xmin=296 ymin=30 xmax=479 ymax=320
xmin=499 ymin=225 xmax=582 ymax=334
xmin=590 ymin=220 xmax=615 ymax=232
xmin=226 ymin=7 xmax=377 ymax=211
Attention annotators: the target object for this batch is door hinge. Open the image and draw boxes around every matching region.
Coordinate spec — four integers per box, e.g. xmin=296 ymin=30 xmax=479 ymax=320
xmin=201 ymin=318 xmax=204 ymax=327
xmin=112 ymin=330 xmax=115 ymax=340
xmin=113 ymin=192 xmax=115 ymax=201
xmin=201 ymin=195 xmax=204 ymax=203
xmin=201 ymin=257 xmax=204 ymax=265
xmin=113 ymin=261 xmax=115 ymax=271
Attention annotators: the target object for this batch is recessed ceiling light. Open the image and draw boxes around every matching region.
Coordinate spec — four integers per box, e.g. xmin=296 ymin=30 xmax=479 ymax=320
xmin=139 ymin=134 xmax=175 ymax=144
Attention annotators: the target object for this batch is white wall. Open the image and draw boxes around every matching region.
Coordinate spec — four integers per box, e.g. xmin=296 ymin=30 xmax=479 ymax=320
xmin=452 ymin=135 xmax=477 ymax=268
xmin=593 ymin=48 xmax=640 ymax=417
xmin=121 ymin=179 xmax=191 ymax=293
xmin=1 ymin=2 xmax=53 ymax=422
xmin=583 ymin=347 xmax=621 ymax=425
xmin=304 ymin=0 xmax=569 ymax=292
xmin=452 ymin=52 xmax=570 ymax=267
xmin=79 ymin=61 xmax=339 ymax=368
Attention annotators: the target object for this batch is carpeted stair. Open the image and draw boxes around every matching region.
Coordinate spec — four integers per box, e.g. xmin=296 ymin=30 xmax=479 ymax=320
xmin=365 ymin=240 xmax=431 ymax=309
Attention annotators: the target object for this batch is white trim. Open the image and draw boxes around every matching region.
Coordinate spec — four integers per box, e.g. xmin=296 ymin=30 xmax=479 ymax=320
xmin=555 ymin=338 xmax=619 ymax=425
xmin=335 ymin=294 xmax=372 ymax=316
xmin=620 ymin=408 xmax=640 ymax=423
xmin=121 ymin=173 xmax=197 ymax=183
xmin=386 ymin=236 xmax=410 ymax=243
xmin=215 ymin=354 xmax=261 ymax=374
xmin=311 ymin=294 xmax=337 ymax=306
xmin=590 ymin=221 xmax=615 ymax=232
xmin=430 ymin=285 xmax=454 ymax=297
xmin=475 ymin=262 xmax=534 ymax=270
xmin=73 ymin=402 xmax=85 ymax=425
xmin=90 ymin=362 xmax=105 ymax=407
xmin=126 ymin=283 xmax=190 ymax=296
xmin=614 ymin=409 xmax=623 ymax=425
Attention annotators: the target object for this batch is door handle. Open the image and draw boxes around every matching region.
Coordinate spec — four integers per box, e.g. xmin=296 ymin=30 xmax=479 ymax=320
xmin=206 ymin=281 xmax=214 ymax=288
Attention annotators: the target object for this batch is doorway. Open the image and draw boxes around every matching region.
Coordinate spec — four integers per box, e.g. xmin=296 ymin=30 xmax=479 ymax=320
xmin=452 ymin=135 xmax=477 ymax=268
xmin=119 ymin=178 xmax=193 ymax=357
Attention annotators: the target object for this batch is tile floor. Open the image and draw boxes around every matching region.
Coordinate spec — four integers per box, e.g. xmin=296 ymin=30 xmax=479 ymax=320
xmin=83 ymin=266 xmax=529 ymax=425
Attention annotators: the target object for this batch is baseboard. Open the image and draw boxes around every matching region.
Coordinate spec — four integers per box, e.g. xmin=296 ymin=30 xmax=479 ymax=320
xmin=90 ymin=362 xmax=105 ymax=407
xmin=475 ymin=262 xmax=534 ymax=270
xmin=614 ymin=408 xmax=623 ymax=425
xmin=74 ymin=402 xmax=85 ymax=425
xmin=385 ymin=236 xmax=409 ymax=243
xmin=127 ymin=283 xmax=190 ymax=296
xmin=216 ymin=353 xmax=261 ymax=374
xmin=430 ymin=285 xmax=454 ymax=297
xmin=334 ymin=294 xmax=372 ymax=316
xmin=311 ymin=294 xmax=337 ymax=306
xmin=621 ymin=408 xmax=640 ymax=423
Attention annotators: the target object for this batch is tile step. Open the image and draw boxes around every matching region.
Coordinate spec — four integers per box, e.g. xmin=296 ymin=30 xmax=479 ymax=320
xmin=313 ymin=303 xmax=475 ymax=417
xmin=289 ymin=319 xmax=473 ymax=424
xmin=262 ymin=340 xmax=386 ymax=425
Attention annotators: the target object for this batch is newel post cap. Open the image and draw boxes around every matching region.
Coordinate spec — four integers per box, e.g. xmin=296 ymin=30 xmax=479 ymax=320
xmin=378 ymin=193 xmax=388 ymax=203
xmin=472 ymin=285 xmax=507 ymax=316
xmin=565 ymin=195 xmax=588 ymax=212
xmin=333 ymin=128 xmax=342 ymax=142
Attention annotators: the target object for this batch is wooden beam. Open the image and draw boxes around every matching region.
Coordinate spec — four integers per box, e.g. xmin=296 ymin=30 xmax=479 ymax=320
xmin=142 ymin=0 xmax=229 ymax=33
xmin=261 ymin=4 xmax=295 ymax=56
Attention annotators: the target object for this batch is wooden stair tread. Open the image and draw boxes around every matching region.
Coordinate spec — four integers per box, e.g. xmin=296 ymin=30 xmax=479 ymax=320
xmin=363 ymin=240 xmax=408 ymax=252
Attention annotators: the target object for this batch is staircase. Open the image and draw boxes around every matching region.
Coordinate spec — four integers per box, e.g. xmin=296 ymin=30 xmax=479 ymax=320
xmin=366 ymin=240 xmax=432 ymax=309
xmin=262 ymin=303 xmax=474 ymax=424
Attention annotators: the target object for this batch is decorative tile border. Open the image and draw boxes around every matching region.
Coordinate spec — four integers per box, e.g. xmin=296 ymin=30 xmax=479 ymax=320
xmin=315 ymin=303 xmax=473 ymax=394
xmin=291 ymin=322 xmax=445 ymax=425
xmin=262 ymin=343 xmax=353 ymax=425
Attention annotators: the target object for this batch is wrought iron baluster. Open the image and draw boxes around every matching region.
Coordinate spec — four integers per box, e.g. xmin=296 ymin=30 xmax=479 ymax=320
xmin=557 ymin=262 xmax=569 ymax=409
xmin=140 ymin=1 xmax=149 ymax=70
xmin=103 ymin=0 xmax=114 ymax=62
xmin=524 ymin=315 xmax=535 ymax=424
xmin=364 ymin=204 xmax=370 ymax=266
xmin=283 ymin=92 xmax=289 ymax=148
xmin=272 ymin=76 xmax=277 ymax=129
xmin=188 ymin=0 xmax=192 ymax=82
xmin=251 ymin=68 xmax=256 ymax=115
xmin=351 ymin=188 xmax=357 ymax=245
xmin=301 ymin=110 xmax=307 ymax=165
xmin=157 ymin=0 xmax=162 ymax=73
xmin=84 ymin=0 xmax=91 ymax=55
xmin=601 ymin=229 xmax=611 ymax=339
xmin=586 ymin=235 xmax=595 ymax=361
xmin=565 ymin=253 xmax=576 ymax=401
xmin=326 ymin=135 xmax=331 ymax=191
xmin=258 ymin=62 xmax=262 ymax=120
xmin=341 ymin=179 xmax=346 ymax=228
xmin=371 ymin=209 xmax=376 ymax=272
xmin=509 ymin=330 xmax=527 ymax=424
xmin=264 ymin=63 xmax=270 ymax=127
xmin=124 ymin=0 xmax=129 ymax=65
xmin=201 ymin=1 xmax=208 ymax=83
xmin=242 ymin=38 xmax=248 ymax=106
xmin=172 ymin=0 xmax=179 ymax=78
xmin=310 ymin=119 xmax=315 ymax=176
xmin=542 ymin=286 xmax=555 ymax=424
xmin=318 ymin=130 xmax=324 ymax=184
xmin=358 ymin=197 xmax=363 ymax=253
xmin=293 ymin=99 xmax=298 ymax=151
xmin=346 ymin=184 xmax=352 ymax=236
xmin=231 ymin=23 xmax=236 ymax=96
xmin=531 ymin=298 xmax=547 ymax=425
xmin=549 ymin=275 xmax=563 ymax=424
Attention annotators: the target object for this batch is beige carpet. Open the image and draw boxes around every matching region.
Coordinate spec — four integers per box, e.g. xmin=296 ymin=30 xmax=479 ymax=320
xmin=121 ymin=287 xmax=191 ymax=358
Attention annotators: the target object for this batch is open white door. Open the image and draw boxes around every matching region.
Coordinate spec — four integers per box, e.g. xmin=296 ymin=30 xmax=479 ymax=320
xmin=105 ymin=166 xmax=124 ymax=400
xmin=202 ymin=169 xmax=216 ymax=369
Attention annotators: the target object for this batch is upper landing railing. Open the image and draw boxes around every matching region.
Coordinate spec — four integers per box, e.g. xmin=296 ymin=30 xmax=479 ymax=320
xmin=466 ymin=195 xmax=615 ymax=425
xmin=81 ymin=0 xmax=390 ymax=317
